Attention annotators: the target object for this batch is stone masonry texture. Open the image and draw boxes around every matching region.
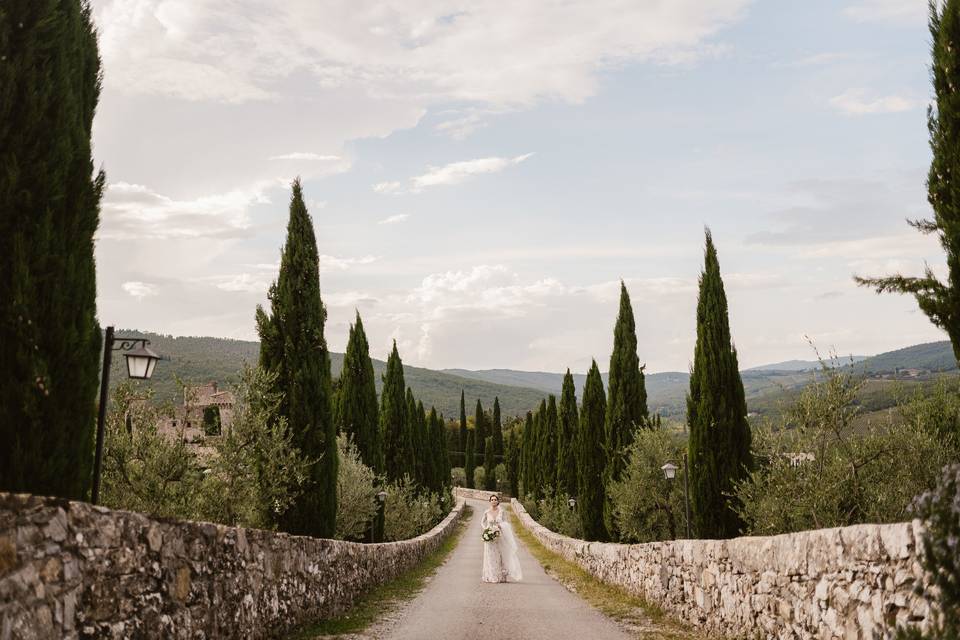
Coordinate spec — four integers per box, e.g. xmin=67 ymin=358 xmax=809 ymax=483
xmin=0 ymin=492 xmax=464 ymax=639
xmin=512 ymin=499 xmax=933 ymax=639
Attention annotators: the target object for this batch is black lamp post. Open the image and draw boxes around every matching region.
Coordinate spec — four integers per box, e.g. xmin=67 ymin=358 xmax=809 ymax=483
xmin=375 ymin=490 xmax=388 ymax=543
xmin=661 ymin=453 xmax=692 ymax=539
xmin=567 ymin=497 xmax=577 ymax=511
xmin=91 ymin=326 xmax=161 ymax=505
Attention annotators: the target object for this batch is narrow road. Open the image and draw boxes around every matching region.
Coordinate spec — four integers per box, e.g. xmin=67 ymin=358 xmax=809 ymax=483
xmin=380 ymin=498 xmax=632 ymax=640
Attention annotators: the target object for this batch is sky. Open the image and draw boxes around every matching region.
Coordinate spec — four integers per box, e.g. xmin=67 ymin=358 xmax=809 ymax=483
xmin=89 ymin=0 xmax=947 ymax=374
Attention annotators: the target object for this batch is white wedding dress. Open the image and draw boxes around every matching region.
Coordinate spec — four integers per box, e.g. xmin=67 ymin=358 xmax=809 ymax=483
xmin=480 ymin=507 xmax=523 ymax=583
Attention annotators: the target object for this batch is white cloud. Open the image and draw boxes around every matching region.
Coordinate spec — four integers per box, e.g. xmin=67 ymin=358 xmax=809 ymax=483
xmin=844 ymin=0 xmax=926 ymax=24
xmin=268 ymin=152 xmax=341 ymax=161
xmin=410 ymin=153 xmax=534 ymax=192
xmin=92 ymin=0 xmax=750 ymax=107
xmin=373 ymin=181 xmax=404 ymax=195
xmin=378 ymin=214 xmax=410 ymax=225
xmin=318 ymin=254 xmax=378 ymax=272
xmin=122 ymin=281 xmax=159 ymax=300
xmin=830 ymin=88 xmax=921 ymax=115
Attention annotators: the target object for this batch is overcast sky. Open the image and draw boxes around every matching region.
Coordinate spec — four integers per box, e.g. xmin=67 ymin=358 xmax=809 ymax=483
xmin=89 ymin=0 xmax=946 ymax=374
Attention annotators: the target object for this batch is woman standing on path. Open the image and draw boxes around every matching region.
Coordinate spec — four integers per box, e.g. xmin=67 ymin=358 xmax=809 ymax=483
xmin=480 ymin=495 xmax=523 ymax=583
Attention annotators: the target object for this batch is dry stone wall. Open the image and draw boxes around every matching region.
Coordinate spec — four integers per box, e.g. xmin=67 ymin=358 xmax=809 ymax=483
xmin=511 ymin=499 xmax=932 ymax=639
xmin=0 ymin=492 xmax=464 ymax=639
xmin=454 ymin=487 xmax=502 ymax=501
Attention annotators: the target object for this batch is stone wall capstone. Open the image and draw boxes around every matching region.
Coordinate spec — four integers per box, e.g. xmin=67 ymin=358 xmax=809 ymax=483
xmin=454 ymin=487 xmax=503 ymax=502
xmin=0 ymin=492 xmax=464 ymax=639
xmin=511 ymin=499 xmax=931 ymax=639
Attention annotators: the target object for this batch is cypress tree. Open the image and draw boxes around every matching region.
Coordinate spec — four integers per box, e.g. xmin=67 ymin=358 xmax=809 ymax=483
xmin=0 ymin=1 xmax=105 ymax=500
xmin=465 ymin=429 xmax=476 ymax=489
xmin=381 ymin=341 xmax=410 ymax=483
xmin=459 ymin=391 xmax=467 ymax=467
xmin=475 ymin=399 xmax=487 ymax=457
xmin=405 ymin=389 xmax=421 ymax=483
xmin=541 ymin=396 xmax=559 ymax=494
xmin=856 ymin=1 xmax=960 ymax=363
xmin=578 ymin=361 xmax=608 ymax=541
xmin=506 ymin=430 xmax=521 ymax=497
xmin=484 ymin=436 xmax=497 ymax=490
xmin=556 ymin=370 xmax=579 ymax=497
xmin=335 ymin=313 xmax=380 ymax=471
xmin=256 ymin=179 xmax=337 ymax=537
xmin=417 ymin=398 xmax=430 ymax=486
xmin=521 ymin=411 xmax=534 ymax=496
xmin=428 ymin=407 xmax=447 ymax=491
xmin=492 ymin=397 xmax=504 ymax=456
xmin=687 ymin=230 xmax=752 ymax=539
xmin=533 ymin=399 xmax=547 ymax=496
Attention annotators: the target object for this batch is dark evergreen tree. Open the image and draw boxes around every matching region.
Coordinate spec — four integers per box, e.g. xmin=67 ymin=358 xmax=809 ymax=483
xmin=492 ymin=397 xmax=504 ymax=456
xmin=856 ymin=1 xmax=960 ymax=363
xmin=540 ymin=396 xmax=559 ymax=494
xmin=578 ymin=361 xmax=608 ymax=541
xmin=475 ymin=399 xmax=487 ymax=457
xmin=380 ymin=341 xmax=410 ymax=483
xmin=459 ymin=390 xmax=467 ymax=467
xmin=428 ymin=407 xmax=448 ymax=491
xmin=521 ymin=412 xmax=534 ymax=496
xmin=484 ymin=436 xmax=497 ymax=490
xmin=465 ymin=429 xmax=476 ymax=489
xmin=505 ymin=430 xmax=521 ymax=497
xmin=0 ymin=0 xmax=105 ymax=500
xmin=416 ymin=398 xmax=429 ymax=486
xmin=533 ymin=399 xmax=547 ymax=497
xmin=687 ymin=229 xmax=752 ymax=539
xmin=405 ymin=389 xmax=421 ymax=484
xmin=335 ymin=313 xmax=380 ymax=471
xmin=256 ymin=179 xmax=337 ymax=537
xmin=556 ymin=370 xmax=579 ymax=497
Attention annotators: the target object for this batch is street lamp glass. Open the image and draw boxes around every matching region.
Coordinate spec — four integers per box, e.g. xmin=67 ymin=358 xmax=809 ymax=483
xmin=661 ymin=462 xmax=679 ymax=480
xmin=376 ymin=490 xmax=387 ymax=503
xmin=124 ymin=345 xmax=160 ymax=380
xmin=567 ymin=497 xmax=576 ymax=509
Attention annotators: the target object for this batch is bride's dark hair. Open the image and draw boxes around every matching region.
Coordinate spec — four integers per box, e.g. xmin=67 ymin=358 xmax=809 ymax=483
xmin=489 ymin=494 xmax=499 ymax=502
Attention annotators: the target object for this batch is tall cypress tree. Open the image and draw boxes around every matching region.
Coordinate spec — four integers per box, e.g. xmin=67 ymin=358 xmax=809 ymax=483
xmin=540 ymin=396 xmax=559 ymax=494
xmin=256 ymin=179 xmax=337 ymax=537
xmin=465 ymin=429 xmax=476 ymax=489
xmin=578 ymin=361 xmax=608 ymax=541
xmin=506 ymin=430 xmax=521 ymax=497
xmin=415 ymin=397 xmax=429 ymax=486
xmin=484 ymin=436 xmax=497 ymax=490
xmin=856 ymin=1 xmax=960 ymax=363
xmin=492 ymin=397 xmax=504 ymax=456
xmin=459 ymin=390 xmax=467 ymax=468
xmin=687 ymin=230 xmax=752 ymax=539
xmin=405 ymin=389 xmax=421 ymax=483
xmin=335 ymin=312 xmax=380 ymax=471
xmin=475 ymin=399 xmax=487 ymax=457
xmin=521 ymin=411 xmax=534 ymax=496
xmin=556 ymin=370 xmax=579 ymax=497
xmin=428 ymin=407 xmax=447 ymax=491
xmin=533 ymin=399 xmax=547 ymax=497
xmin=0 ymin=1 xmax=105 ymax=500
xmin=381 ymin=341 xmax=410 ymax=483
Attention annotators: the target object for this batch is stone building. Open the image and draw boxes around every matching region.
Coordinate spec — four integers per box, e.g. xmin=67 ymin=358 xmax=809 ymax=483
xmin=156 ymin=382 xmax=235 ymax=456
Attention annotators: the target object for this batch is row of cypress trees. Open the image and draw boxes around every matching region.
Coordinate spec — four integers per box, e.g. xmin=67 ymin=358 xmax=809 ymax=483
xmin=461 ymin=396 xmax=505 ymax=489
xmin=517 ymin=233 xmax=752 ymax=542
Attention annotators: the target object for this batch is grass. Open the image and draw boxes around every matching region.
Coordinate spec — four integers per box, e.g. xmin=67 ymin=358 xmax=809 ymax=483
xmin=509 ymin=510 xmax=707 ymax=640
xmin=287 ymin=505 xmax=472 ymax=639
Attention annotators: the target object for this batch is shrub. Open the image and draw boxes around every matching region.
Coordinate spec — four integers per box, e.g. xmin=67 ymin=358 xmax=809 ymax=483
xmin=334 ymin=434 xmax=378 ymax=541
xmin=899 ymin=378 xmax=960 ymax=454
xmin=450 ymin=467 xmax=466 ymax=487
xmin=382 ymin=477 xmax=445 ymax=541
xmin=533 ymin=492 xmax=583 ymax=539
xmin=474 ymin=466 xmax=486 ymax=491
xmin=608 ymin=427 xmax=687 ymax=542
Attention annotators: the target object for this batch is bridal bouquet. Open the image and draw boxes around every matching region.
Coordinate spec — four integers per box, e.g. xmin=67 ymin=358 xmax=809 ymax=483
xmin=481 ymin=526 xmax=501 ymax=542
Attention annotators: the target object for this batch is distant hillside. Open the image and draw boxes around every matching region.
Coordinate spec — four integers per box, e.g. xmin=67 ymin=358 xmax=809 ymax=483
xmin=746 ymin=357 xmax=867 ymax=372
xmin=108 ymin=331 xmax=546 ymax=418
xmin=852 ymin=341 xmax=957 ymax=374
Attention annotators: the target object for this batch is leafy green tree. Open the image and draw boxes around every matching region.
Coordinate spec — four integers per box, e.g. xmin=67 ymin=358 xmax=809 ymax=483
xmin=334 ymin=434 xmax=379 ymax=541
xmin=475 ymin=399 xmax=487 ymax=457
xmin=557 ymin=370 xmax=579 ymax=497
xmin=578 ymin=361 xmax=608 ymax=541
xmin=459 ymin=390 xmax=467 ymax=467
xmin=380 ymin=342 xmax=410 ymax=483
xmin=335 ymin=313 xmax=381 ymax=471
xmin=856 ymin=1 xmax=960 ymax=364
xmin=687 ymin=230 xmax=752 ymax=539
xmin=256 ymin=179 xmax=337 ymax=537
xmin=465 ymin=429 xmax=476 ymax=489
xmin=0 ymin=0 xmax=105 ymax=500
xmin=492 ymin=397 xmax=504 ymax=456
xmin=484 ymin=436 xmax=497 ymax=490
xmin=506 ymin=429 xmax=521 ymax=497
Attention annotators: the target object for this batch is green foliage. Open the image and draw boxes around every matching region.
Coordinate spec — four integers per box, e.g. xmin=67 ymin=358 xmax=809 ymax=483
xmin=539 ymin=396 xmax=559 ymax=498
xmin=483 ymin=436 xmax=497 ymax=490
xmin=334 ymin=434 xmax=379 ymax=541
xmin=336 ymin=313 xmax=381 ymax=472
xmin=255 ymin=179 xmax=337 ymax=538
xmin=492 ymin=397 xmax=504 ymax=456
xmin=899 ymin=377 xmax=960 ymax=450
xmin=473 ymin=465 xmax=486 ymax=491
xmin=465 ymin=429 xmax=476 ymax=489
xmin=382 ymin=477 xmax=446 ymax=542
xmin=687 ymin=230 xmax=752 ymax=539
xmin=526 ymin=492 xmax=582 ymax=538
xmin=736 ymin=364 xmax=953 ymax=535
xmin=0 ymin=0 xmax=105 ymax=500
xmin=202 ymin=405 xmax=221 ymax=436
xmin=556 ymin=370 xmax=579 ymax=497
xmin=505 ymin=430 xmax=521 ymax=497
xmin=459 ymin=391 xmax=467 ymax=468
xmin=855 ymin=0 xmax=960 ymax=364
xmin=608 ymin=428 xmax=687 ymax=542
xmin=521 ymin=411 xmax=535 ymax=497
xmin=381 ymin=342 xmax=410 ymax=483
xmin=100 ymin=384 xmax=201 ymax=518
xmin=475 ymin=399 xmax=487 ymax=457
xmin=578 ymin=361 xmax=608 ymax=541
xmin=196 ymin=367 xmax=312 ymax=529
xmin=450 ymin=467 xmax=466 ymax=487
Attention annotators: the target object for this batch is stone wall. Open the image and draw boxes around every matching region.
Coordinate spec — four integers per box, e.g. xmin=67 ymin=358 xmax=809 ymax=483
xmin=0 ymin=493 xmax=464 ymax=639
xmin=454 ymin=487 xmax=502 ymax=501
xmin=511 ymin=499 xmax=931 ymax=639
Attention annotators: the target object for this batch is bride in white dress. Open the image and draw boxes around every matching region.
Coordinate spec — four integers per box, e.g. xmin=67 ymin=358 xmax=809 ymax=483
xmin=480 ymin=495 xmax=523 ymax=583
